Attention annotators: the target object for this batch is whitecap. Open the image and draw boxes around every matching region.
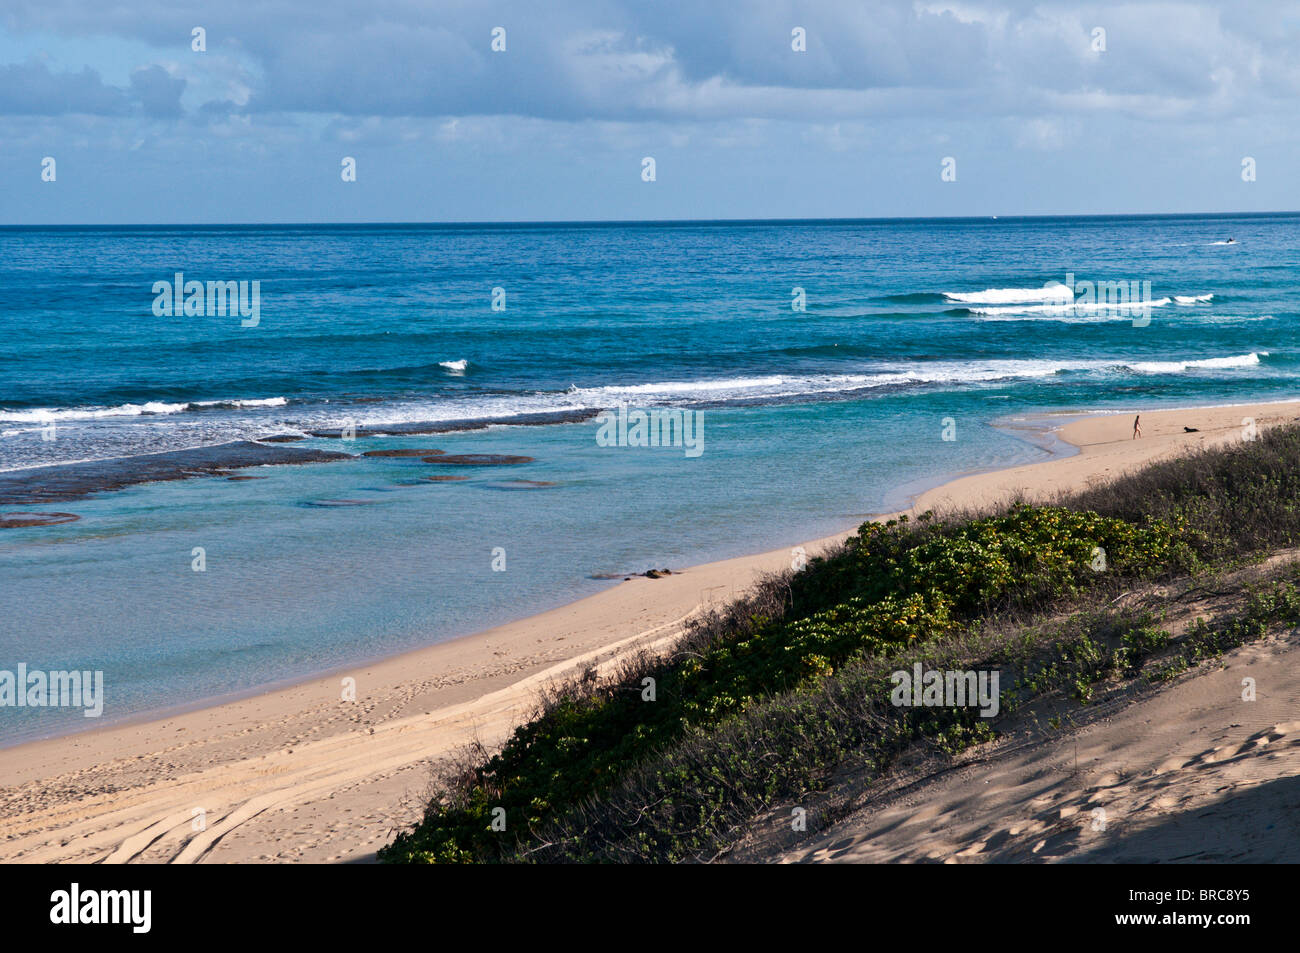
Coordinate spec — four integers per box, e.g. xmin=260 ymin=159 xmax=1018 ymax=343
xmin=943 ymin=285 xmax=1073 ymax=304
xmin=1124 ymin=352 xmax=1267 ymax=373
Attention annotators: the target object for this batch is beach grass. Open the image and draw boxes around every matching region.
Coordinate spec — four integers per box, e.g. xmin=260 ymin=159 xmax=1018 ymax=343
xmin=380 ymin=422 xmax=1300 ymax=863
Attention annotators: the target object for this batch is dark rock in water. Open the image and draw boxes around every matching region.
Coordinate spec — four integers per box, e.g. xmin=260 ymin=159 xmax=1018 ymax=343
xmin=226 ymin=475 xmax=267 ymax=481
xmin=300 ymin=498 xmax=383 ymax=507
xmin=590 ymin=567 xmax=673 ymax=580
xmin=421 ymin=475 xmax=470 ymax=482
xmin=258 ymin=434 xmax=307 ymax=443
xmin=481 ymin=479 xmax=557 ymax=490
xmin=0 ymin=441 xmax=355 ymax=505
xmin=0 ymin=511 xmax=80 ymax=528
xmin=1183 ymin=426 xmax=1201 ymax=433
xmin=362 ymin=448 xmax=445 ymax=457
xmin=423 ymin=454 xmax=535 ymax=466
xmin=308 ymin=409 xmax=599 ymax=439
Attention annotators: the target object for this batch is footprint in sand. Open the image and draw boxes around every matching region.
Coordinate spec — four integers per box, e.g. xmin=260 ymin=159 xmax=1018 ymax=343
xmin=826 ymin=838 xmax=858 ymax=860
xmin=1258 ymin=721 xmax=1300 ymax=742
xmin=1007 ymin=818 xmax=1048 ymax=837
xmin=1031 ymin=828 xmax=1082 ymax=857
xmin=902 ymin=803 xmax=944 ymax=826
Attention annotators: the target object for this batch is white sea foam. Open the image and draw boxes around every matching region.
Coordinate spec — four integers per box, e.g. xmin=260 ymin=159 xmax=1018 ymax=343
xmin=969 ymin=297 xmax=1172 ymax=317
xmin=0 ymin=397 xmax=287 ymax=423
xmin=566 ymin=362 xmax=1100 ymax=405
xmin=260 ymin=365 xmax=1105 ymax=434
xmin=195 ymin=397 xmax=288 ymax=409
xmin=439 ymin=359 xmax=469 ymax=372
xmin=1125 ymin=352 xmax=1267 ymax=373
xmin=16 ymin=352 xmax=1270 ymax=435
xmin=944 ymin=286 xmax=1073 ymax=304
xmin=1174 ymin=294 xmax=1214 ymax=304
xmin=560 ymin=354 xmax=1271 ymax=403
xmin=1 ymin=349 xmax=1274 ymax=476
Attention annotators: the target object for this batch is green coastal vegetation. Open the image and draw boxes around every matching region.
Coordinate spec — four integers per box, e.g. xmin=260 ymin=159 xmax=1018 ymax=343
xmin=381 ymin=423 xmax=1300 ymax=863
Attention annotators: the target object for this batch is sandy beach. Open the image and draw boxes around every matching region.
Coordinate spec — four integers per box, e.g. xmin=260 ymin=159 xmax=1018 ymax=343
xmin=2 ymin=398 xmax=1298 ymax=864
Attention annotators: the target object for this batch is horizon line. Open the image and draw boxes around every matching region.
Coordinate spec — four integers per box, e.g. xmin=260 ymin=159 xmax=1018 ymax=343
xmin=2 ymin=209 xmax=1296 ymax=229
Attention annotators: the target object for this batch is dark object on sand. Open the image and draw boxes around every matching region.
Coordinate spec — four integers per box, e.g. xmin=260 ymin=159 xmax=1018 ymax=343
xmin=590 ymin=567 xmax=675 ymax=581
xmin=1184 ymin=426 xmax=1201 ymax=433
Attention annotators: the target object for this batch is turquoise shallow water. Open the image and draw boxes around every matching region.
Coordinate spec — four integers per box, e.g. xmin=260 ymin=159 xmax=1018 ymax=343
xmin=0 ymin=214 xmax=1296 ymax=741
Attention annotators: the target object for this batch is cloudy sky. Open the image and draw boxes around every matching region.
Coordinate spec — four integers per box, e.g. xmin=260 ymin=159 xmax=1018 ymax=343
xmin=3 ymin=0 xmax=1298 ymax=223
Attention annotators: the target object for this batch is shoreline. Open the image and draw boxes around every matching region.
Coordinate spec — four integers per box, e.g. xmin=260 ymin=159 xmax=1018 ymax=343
xmin=0 ymin=409 xmax=1075 ymax=751
xmin=2 ymin=397 xmax=1298 ymax=863
xmin=0 ymin=403 xmax=1075 ymax=752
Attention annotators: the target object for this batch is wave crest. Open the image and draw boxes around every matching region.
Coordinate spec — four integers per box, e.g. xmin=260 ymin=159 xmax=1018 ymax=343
xmin=1125 ymin=352 xmax=1267 ymax=374
xmin=943 ymin=285 xmax=1073 ymax=304
xmin=0 ymin=397 xmax=288 ymax=423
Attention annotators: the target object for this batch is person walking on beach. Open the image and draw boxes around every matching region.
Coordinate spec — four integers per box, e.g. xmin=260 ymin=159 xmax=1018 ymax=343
xmin=1133 ymin=414 xmax=1142 ymax=439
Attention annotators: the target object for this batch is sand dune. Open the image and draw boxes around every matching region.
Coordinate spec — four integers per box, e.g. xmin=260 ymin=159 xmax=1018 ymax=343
xmin=2 ymin=399 xmax=1297 ymax=863
xmin=760 ymin=633 xmax=1300 ymax=864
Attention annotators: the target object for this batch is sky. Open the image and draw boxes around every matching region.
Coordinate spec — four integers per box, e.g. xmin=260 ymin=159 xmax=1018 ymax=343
xmin=2 ymin=0 xmax=1299 ymax=224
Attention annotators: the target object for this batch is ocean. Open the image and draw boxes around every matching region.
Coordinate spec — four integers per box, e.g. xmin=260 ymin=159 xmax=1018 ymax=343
xmin=1 ymin=213 xmax=1295 ymax=741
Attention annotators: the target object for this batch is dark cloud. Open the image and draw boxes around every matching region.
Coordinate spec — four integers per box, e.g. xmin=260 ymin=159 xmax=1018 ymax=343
xmin=0 ymin=60 xmax=128 ymax=114
xmin=129 ymin=64 xmax=185 ymax=117
xmin=1 ymin=1 xmax=1299 ymax=122
xmin=0 ymin=58 xmax=188 ymax=118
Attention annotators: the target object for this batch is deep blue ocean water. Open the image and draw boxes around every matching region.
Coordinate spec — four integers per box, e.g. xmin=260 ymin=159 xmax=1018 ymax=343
xmin=1 ymin=213 xmax=1296 ymax=741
